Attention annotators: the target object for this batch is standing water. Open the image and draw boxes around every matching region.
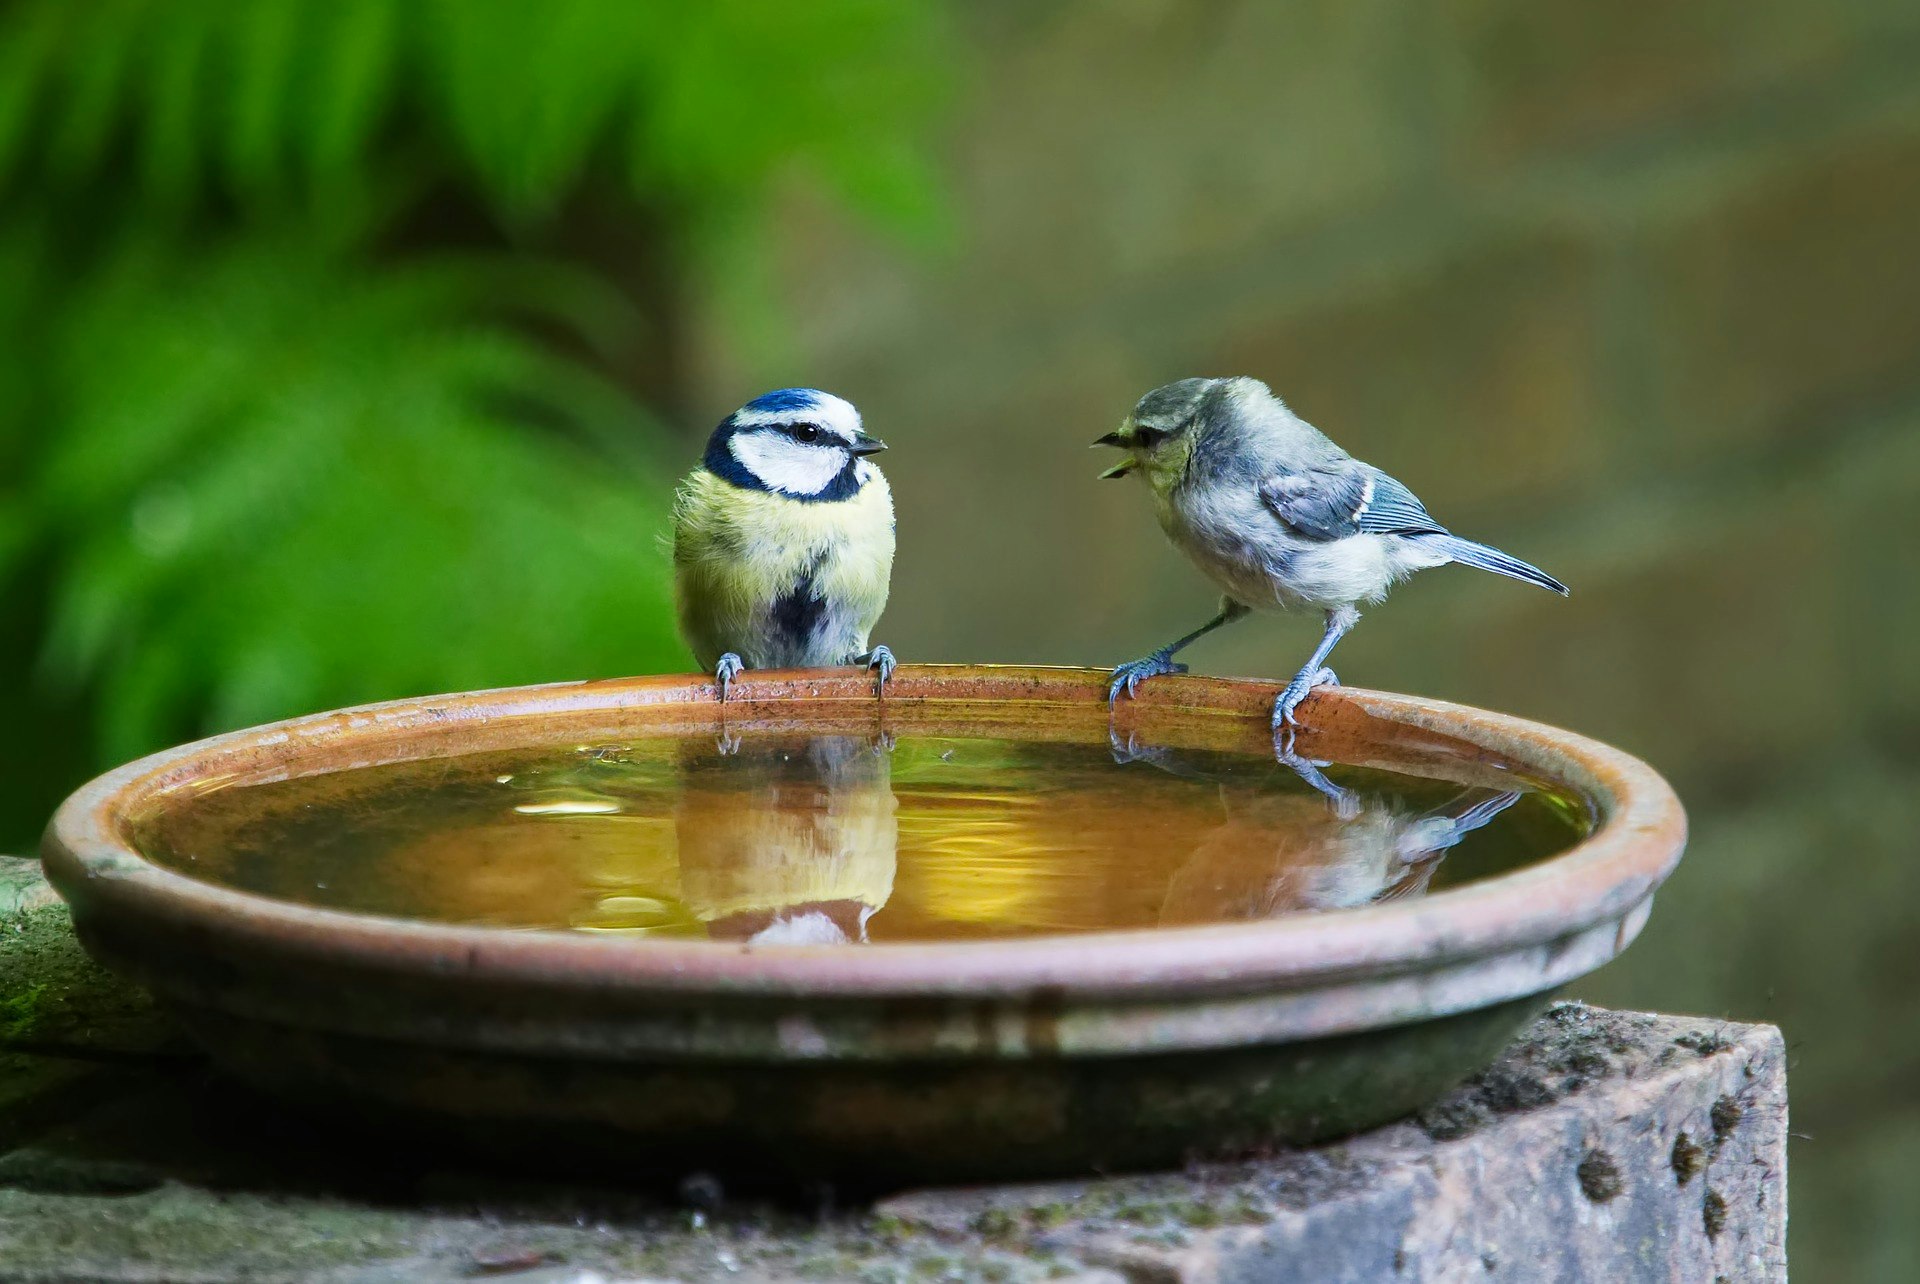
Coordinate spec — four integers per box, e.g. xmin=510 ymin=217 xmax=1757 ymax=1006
xmin=127 ymin=731 xmax=1590 ymax=943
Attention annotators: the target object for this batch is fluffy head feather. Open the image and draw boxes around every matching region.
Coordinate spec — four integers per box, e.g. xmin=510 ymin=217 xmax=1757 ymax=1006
xmin=1092 ymin=376 xmax=1280 ymax=487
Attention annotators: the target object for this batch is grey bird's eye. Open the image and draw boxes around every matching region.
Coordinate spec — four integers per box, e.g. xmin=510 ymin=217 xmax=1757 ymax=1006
xmin=792 ymin=423 xmax=821 ymax=443
xmin=1133 ymin=427 xmax=1163 ymax=448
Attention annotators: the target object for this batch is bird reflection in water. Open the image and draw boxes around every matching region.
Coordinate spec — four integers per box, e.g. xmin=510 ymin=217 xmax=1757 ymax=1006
xmin=674 ymin=734 xmax=898 ymax=945
xmin=1108 ymin=726 xmax=1521 ymax=920
xmin=136 ymin=725 xmax=1558 ymax=939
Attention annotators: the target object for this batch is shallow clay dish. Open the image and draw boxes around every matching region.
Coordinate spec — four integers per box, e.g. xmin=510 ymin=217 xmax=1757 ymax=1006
xmin=42 ymin=666 xmax=1685 ymax=1183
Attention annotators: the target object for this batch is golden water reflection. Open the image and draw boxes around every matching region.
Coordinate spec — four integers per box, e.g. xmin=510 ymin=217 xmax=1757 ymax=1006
xmin=132 ymin=732 xmax=1586 ymax=942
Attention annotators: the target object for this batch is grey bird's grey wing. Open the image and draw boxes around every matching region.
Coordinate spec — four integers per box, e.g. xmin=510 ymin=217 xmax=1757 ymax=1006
xmin=1257 ymin=462 xmax=1446 ymax=541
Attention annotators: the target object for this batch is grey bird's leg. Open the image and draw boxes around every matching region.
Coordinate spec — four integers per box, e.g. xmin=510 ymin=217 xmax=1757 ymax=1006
xmin=1109 ymin=599 xmax=1251 ymax=702
xmin=713 ymin=652 xmax=745 ymax=702
xmin=1273 ymin=605 xmax=1359 ymax=737
xmin=1274 ymin=741 xmax=1361 ymax=820
xmin=853 ymin=645 xmax=896 ymax=695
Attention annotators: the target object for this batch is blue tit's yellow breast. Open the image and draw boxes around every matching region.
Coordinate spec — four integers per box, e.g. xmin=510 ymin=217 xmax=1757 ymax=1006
xmin=671 ymin=468 xmax=895 ymax=668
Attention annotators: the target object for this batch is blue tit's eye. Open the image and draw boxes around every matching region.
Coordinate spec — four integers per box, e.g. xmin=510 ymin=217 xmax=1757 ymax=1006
xmin=1133 ymin=427 xmax=1162 ymax=448
xmin=792 ymin=423 xmax=821 ymax=443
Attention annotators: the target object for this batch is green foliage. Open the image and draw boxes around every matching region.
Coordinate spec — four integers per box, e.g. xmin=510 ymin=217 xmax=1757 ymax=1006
xmin=0 ymin=1 xmax=949 ymax=805
xmin=21 ymin=232 xmax=688 ymax=761
xmin=0 ymin=0 xmax=948 ymax=227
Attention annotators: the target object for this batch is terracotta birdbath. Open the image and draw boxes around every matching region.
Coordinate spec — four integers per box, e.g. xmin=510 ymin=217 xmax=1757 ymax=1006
xmin=41 ymin=666 xmax=1684 ymax=1184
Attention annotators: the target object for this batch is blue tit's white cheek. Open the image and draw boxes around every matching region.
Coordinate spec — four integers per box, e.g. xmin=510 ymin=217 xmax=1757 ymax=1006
xmin=730 ymin=431 xmax=848 ymax=496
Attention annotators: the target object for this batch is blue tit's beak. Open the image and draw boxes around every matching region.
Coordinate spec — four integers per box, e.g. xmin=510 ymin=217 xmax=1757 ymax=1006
xmin=851 ymin=431 xmax=887 ymax=456
xmin=1092 ymin=430 xmax=1126 ymax=447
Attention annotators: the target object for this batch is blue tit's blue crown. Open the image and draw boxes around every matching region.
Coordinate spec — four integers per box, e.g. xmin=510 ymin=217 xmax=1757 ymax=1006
xmin=739 ymin=387 xmax=825 ymax=416
xmin=702 ymin=387 xmax=871 ymax=503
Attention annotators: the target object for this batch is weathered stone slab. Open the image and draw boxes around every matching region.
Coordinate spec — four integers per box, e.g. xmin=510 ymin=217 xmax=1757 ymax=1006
xmin=878 ymin=1004 xmax=1786 ymax=1282
xmin=0 ymin=855 xmax=1785 ymax=1282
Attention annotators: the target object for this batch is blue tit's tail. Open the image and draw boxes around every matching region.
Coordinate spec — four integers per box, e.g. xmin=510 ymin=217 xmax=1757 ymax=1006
xmin=1421 ymin=534 xmax=1569 ymax=596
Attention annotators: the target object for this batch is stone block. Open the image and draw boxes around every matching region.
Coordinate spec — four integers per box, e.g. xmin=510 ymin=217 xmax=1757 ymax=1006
xmin=877 ymin=1005 xmax=1785 ymax=1283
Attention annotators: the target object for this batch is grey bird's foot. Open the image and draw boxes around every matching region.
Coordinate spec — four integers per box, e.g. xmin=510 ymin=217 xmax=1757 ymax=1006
xmin=1108 ymin=649 xmax=1188 ymax=702
xmin=713 ymin=652 xmax=745 ymax=702
xmin=1272 ymin=666 xmax=1339 ymax=735
xmin=1274 ymin=742 xmax=1360 ymax=820
xmin=855 ymin=645 xmax=896 ymax=695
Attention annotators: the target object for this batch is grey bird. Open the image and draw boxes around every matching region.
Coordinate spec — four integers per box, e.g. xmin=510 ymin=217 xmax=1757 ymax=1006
xmin=1095 ymin=376 xmax=1567 ymax=735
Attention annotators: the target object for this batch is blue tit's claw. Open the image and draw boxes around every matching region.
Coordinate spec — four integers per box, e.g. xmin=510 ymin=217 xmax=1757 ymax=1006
xmin=1106 ymin=649 xmax=1188 ymax=704
xmin=1108 ymin=723 xmax=1179 ymax=770
xmin=714 ymin=653 xmax=745 ymax=702
xmin=863 ymin=644 xmax=897 ymax=696
xmin=716 ymin=731 xmax=742 ymax=756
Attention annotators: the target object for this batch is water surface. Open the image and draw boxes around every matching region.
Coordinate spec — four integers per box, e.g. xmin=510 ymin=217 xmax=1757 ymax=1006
xmin=130 ymin=732 xmax=1591 ymax=943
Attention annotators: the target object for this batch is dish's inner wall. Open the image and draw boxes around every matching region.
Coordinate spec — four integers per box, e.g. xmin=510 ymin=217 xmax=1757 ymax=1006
xmin=125 ymin=721 xmax=1591 ymax=943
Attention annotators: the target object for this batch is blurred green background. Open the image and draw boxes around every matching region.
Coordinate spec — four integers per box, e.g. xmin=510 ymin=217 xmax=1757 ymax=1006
xmin=2 ymin=1 xmax=1917 ymax=1275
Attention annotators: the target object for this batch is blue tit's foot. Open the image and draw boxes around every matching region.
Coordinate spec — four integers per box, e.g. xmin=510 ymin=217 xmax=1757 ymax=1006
xmin=1108 ymin=649 xmax=1188 ymax=703
xmin=860 ymin=644 xmax=896 ymax=695
xmin=713 ymin=653 xmax=745 ymax=702
xmin=1108 ymin=724 xmax=1166 ymax=767
xmin=716 ymin=731 xmax=742 ymax=757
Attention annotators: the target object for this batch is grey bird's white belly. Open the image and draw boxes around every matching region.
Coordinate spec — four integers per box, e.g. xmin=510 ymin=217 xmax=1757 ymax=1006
xmin=1155 ymin=483 xmax=1444 ymax=611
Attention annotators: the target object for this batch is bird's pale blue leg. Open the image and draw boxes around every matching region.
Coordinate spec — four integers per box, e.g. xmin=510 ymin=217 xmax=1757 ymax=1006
xmin=1109 ymin=600 xmax=1250 ymax=702
xmin=713 ymin=652 xmax=745 ymax=702
xmin=1275 ymin=741 xmax=1360 ymax=820
xmin=1273 ymin=605 xmax=1359 ymax=737
xmin=853 ymin=645 xmax=896 ymax=695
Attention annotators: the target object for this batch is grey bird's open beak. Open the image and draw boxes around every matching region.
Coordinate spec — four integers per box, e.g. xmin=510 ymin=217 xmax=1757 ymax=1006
xmin=1093 ymin=429 xmax=1134 ymax=477
xmin=851 ymin=432 xmax=887 ymax=456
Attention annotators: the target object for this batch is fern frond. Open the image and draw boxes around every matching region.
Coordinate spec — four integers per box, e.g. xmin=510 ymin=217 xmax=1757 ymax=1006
xmin=0 ymin=0 xmax=948 ymax=239
xmin=25 ymin=230 xmax=683 ymax=759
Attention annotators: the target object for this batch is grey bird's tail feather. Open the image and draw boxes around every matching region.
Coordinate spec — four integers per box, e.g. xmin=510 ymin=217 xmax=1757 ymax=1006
xmin=1422 ymin=534 xmax=1569 ymax=596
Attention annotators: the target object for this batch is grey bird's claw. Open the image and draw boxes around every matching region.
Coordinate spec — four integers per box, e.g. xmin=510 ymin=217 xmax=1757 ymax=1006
xmin=713 ymin=653 xmax=745 ymax=702
xmin=857 ymin=645 xmax=896 ymax=696
xmin=1107 ymin=649 xmax=1188 ymax=703
xmin=1274 ymin=742 xmax=1360 ymax=819
xmin=1272 ymin=666 xmax=1339 ymax=732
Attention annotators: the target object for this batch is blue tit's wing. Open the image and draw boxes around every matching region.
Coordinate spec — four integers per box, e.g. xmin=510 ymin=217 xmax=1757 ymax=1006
xmin=1258 ymin=462 xmax=1447 ymax=541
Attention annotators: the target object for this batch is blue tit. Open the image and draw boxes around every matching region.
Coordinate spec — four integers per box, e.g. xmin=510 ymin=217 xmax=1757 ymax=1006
xmin=673 ymin=388 xmax=896 ymax=699
xmin=1095 ymin=376 xmax=1567 ymax=735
